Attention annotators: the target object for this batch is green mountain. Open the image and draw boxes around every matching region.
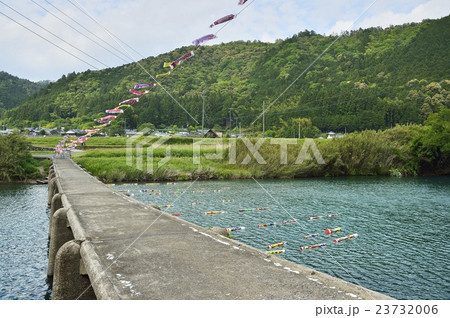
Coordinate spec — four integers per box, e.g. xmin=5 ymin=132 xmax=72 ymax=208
xmin=3 ymin=15 xmax=449 ymax=134
xmin=0 ymin=71 xmax=49 ymax=112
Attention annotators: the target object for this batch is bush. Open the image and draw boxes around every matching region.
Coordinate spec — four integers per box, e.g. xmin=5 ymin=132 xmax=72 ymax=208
xmin=0 ymin=133 xmax=40 ymax=181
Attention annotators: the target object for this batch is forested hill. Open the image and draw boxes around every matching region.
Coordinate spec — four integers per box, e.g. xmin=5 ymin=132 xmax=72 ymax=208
xmin=3 ymin=15 xmax=449 ymax=134
xmin=0 ymin=71 xmax=49 ymax=112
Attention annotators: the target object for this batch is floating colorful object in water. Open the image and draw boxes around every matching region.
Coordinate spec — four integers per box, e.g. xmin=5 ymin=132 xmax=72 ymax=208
xmin=205 ymin=211 xmax=225 ymax=215
xmin=267 ymin=249 xmax=285 ymax=255
xmin=324 ymin=227 xmax=341 ymax=235
xmin=308 ymin=216 xmax=324 ymax=220
xmin=267 ymin=241 xmax=287 ymax=249
xmin=333 ymin=234 xmax=358 ymax=243
xmin=299 ymin=243 xmax=327 ymax=251
xmin=239 ymin=207 xmax=270 ymax=212
xmin=191 ymin=202 xmax=203 ymax=205
xmin=225 ymin=226 xmax=245 ymax=232
xmin=326 ymin=214 xmax=338 ymax=218
xmin=257 ymin=222 xmax=276 ymax=228
xmin=303 ymin=233 xmax=320 ymax=239
xmin=159 ymin=204 xmax=173 ymax=208
xmin=140 ymin=189 xmax=159 ymax=193
xmin=281 ymin=219 xmax=296 ymax=224
xmin=221 ymin=199 xmax=233 ymax=203
xmin=172 ymin=213 xmax=182 ymax=217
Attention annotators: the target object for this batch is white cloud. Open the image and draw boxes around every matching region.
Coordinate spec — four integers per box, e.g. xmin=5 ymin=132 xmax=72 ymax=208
xmin=0 ymin=0 xmax=447 ymax=81
xmin=327 ymin=0 xmax=450 ymax=35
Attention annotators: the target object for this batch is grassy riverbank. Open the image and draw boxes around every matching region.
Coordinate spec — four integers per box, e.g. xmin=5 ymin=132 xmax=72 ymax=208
xmin=27 ymin=110 xmax=449 ymax=183
xmin=27 ymin=125 xmax=439 ymax=183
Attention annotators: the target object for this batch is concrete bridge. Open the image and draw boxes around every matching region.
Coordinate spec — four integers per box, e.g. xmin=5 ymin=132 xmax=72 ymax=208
xmin=47 ymin=158 xmax=392 ymax=300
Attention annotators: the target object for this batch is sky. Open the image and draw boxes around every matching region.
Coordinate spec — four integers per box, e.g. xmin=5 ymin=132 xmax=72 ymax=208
xmin=0 ymin=0 xmax=449 ymax=82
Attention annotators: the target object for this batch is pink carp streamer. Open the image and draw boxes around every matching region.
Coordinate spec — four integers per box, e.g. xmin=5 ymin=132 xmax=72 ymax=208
xmin=210 ymin=14 xmax=235 ymax=28
xmin=192 ymin=34 xmax=217 ymax=46
xmin=164 ymin=51 xmax=195 ymax=69
xmin=119 ymin=97 xmax=139 ymax=105
xmin=105 ymin=108 xmax=124 ymax=114
xmin=55 ymin=0 xmax=251 ymax=156
xmin=101 ymin=115 xmax=117 ymax=121
xmin=129 ymin=89 xmax=149 ymax=96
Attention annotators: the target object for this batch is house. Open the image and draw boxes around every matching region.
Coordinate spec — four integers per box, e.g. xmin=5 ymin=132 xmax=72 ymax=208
xmin=327 ymin=131 xmax=345 ymax=139
xmin=204 ymin=129 xmax=222 ymax=138
xmin=0 ymin=129 xmax=14 ymax=136
xmin=327 ymin=131 xmax=336 ymax=139
xmin=125 ymin=129 xmax=143 ymax=137
xmin=44 ymin=128 xmax=58 ymax=136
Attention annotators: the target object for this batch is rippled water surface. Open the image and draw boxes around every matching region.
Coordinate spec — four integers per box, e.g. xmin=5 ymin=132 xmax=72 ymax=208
xmin=0 ymin=184 xmax=50 ymax=300
xmin=114 ymin=177 xmax=450 ymax=300
xmin=1 ymin=178 xmax=449 ymax=300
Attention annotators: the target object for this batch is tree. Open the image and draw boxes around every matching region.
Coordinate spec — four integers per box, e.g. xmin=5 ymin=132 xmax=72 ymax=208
xmin=0 ymin=133 xmax=40 ymax=181
xmin=411 ymin=107 xmax=450 ymax=173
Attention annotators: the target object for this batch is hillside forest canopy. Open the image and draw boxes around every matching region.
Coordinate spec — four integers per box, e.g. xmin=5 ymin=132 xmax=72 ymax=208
xmin=1 ymin=15 xmax=449 ymax=138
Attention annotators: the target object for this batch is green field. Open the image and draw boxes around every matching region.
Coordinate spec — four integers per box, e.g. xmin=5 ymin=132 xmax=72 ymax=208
xmin=25 ymin=123 xmax=443 ymax=183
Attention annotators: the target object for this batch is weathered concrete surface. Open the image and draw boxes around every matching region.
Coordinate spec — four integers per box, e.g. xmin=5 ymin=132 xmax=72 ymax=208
xmin=50 ymin=158 xmax=393 ymax=300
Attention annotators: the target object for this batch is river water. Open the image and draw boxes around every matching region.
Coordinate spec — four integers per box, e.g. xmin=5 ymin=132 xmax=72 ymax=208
xmin=0 ymin=177 xmax=448 ymax=300
xmin=114 ymin=176 xmax=450 ymax=300
xmin=0 ymin=184 xmax=50 ymax=300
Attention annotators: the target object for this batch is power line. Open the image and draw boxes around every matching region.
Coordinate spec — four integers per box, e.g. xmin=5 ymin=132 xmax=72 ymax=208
xmin=0 ymin=0 xmax=109 ymax=69
xmin=68 ymin=0 xmax=145 ymax=60
xmin=31 ymin=0 xmax=130 ymax=64
xmin=0 ymin=10 xmax=99 ymax=70
xmin=69 ymin=0 xmax=199 ymax=124
xmin=251 ymin=0 xmax=380 ymax=125
xmin=43 ymin=0 xmax=132 ymax=63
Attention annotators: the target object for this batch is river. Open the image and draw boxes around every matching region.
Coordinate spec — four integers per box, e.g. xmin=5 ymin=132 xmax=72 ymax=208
xmin=0 ymin=177 xmax=448 ymax=300
xmin=0 ymin=184 xmax=50 ymax=300
xmin=113 ymin=176 xmax=450 ymax=300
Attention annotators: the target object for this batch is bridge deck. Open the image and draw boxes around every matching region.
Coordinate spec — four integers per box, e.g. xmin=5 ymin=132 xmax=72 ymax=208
xmin=51 ymin=158 xmax=392 ymax=300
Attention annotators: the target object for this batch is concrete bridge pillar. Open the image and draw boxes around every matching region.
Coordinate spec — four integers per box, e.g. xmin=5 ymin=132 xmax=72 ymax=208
xmin=52 ymin=240 xmax=96 ymax=300
xmin=48 ymin=208 xmax=73 ymax=277
xmin=48 ymin=166 xmax=55 ymax=179
xmin=49 ymin=193 xmax=63 ymax=236
xmin=48 ymin=177 xmax=59 ymax=206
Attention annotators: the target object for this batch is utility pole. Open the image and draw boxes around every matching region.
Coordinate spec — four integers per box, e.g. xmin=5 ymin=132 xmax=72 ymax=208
xmin=262 ymin=101 xmax=265 ymax=138
xmin=298 ymin=121 xmax=301 ymax=139
xmin=229 ymin=108 xmax=232 ymax=137
xmin=201 ymin=93 xmax=205 ymax=137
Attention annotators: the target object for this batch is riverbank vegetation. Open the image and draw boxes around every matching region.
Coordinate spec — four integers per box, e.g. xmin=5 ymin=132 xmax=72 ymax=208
xmin=0 ymin=134 xmax=50 ymax=182
xmin=39 ymin=110 xmax=447 ymax=183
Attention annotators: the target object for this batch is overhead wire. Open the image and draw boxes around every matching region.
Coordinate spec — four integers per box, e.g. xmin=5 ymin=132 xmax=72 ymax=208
xmin=0 ymin=0 xmax=109 ymax=69
xmin=67 ymin=0 xmax=145 ymax=60
xmin=31 ymin=0 xmax=130 ymax=64
xmin=0 ymin=10 xmax=99 ymax=70
xmin=43 ymin=0 xmax=131 ymax=63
